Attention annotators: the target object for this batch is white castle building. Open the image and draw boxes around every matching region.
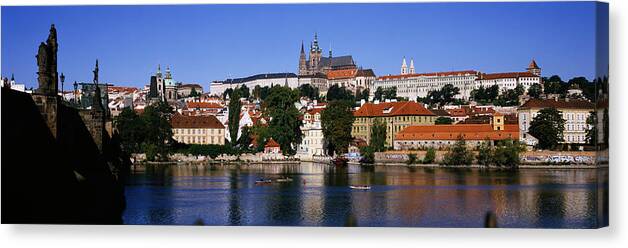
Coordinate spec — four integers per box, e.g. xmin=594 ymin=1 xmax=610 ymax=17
xmin=373 ymin=59 xmax=542 ymax=100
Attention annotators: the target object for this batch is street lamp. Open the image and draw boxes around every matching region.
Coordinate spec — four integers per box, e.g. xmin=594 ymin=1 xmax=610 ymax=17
xmin=60 ymin=73 xmax=65 ymax=98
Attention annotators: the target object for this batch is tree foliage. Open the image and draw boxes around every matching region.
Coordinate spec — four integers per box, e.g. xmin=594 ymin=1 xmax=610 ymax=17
xmin=424 ymin=84 xmax=460 ymax=107
xmin=326 ymin=84 xmax=355 ymax=102
xmin=528 ymin=107 xmax=566 ymax=150
xmin=435 ymin=117 xmax=453 ymax=125
xmin=373 ymin=86 xmax=397 ymax=102
xmin=321 ymin=99 xmax=355 ymax=156
xmin=527 ymin=83 xmax=543 ymax=99
xmin=422 ymin=147 xmax=436 ymax=164
xmin=441 ymin=137 xmax=474 ymax=165
xmin=228 ymin=90 xmax=242 ymax=145
xmin=264 ymin=86 xmax=302 ymax=155
xmin=298 ymin=84 xmax=320 ymax=100
xmin=115 ymin=101 xmax=173 ymax=161
xmin=470 ymin=85 xmax=499 ymax=104
xmin=585 ymin=111 xmax=597 ymax=146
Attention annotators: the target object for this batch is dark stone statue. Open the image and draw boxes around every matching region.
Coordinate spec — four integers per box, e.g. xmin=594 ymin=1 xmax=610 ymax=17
xmin=35 ymin=24 xmax=59 ymax=95
xmin=93 ymin=59 xmax=99 ymax=85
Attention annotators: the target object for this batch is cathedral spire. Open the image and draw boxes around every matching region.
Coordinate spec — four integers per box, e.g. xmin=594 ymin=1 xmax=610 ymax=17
xmin=409 ymin=58 xmax=415 ymax=74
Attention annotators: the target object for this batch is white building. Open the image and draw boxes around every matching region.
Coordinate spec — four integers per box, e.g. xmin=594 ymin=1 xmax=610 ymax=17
xmin=518 ymin=98 xmax=595 ymax=146
xmin=210 ymin=73 xmax=300 ymax=96
xmin=298 ymin=107 xmax=326 ymax=159
xmin=373 ymin=59 xmax=542 ymax=100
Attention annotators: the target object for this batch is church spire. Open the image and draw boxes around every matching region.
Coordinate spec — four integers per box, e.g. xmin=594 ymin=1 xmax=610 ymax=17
xmin=401 ymin=57 xmax=408 ymax=75
xmin=409 ymin=58 xmax=415 ymax=74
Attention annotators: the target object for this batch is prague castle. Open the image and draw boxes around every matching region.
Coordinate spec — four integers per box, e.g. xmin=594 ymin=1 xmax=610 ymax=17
xmin=298 ymin=33 xmax=357 ymax=76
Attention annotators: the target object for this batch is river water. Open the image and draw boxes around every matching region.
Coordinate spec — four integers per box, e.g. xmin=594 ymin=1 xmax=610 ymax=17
xmin=123 ymin=163 xmax=608 ymax=228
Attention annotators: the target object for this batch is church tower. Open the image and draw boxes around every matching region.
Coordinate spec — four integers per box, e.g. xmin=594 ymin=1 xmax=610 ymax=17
xmin=401 ymin=57 xmax=408 ymax=75
xmin=409 ymin=58 xmax=415 ymax=74
xmin=527 ymin=59 xmax=541 ymax=76
xmin=309 ymin=33 xmax=322 ymax=71
xmin=299 ymin=41 xmax=307 ymax=75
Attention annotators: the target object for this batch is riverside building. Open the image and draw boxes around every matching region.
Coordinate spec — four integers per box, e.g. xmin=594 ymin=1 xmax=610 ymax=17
xmin=373 ymin=59 xmax=542 ymax=100
xmin=352 ymin=101 xmax=437 ymax=146
xmin=171 ymin=114 xmax=226 ymax=145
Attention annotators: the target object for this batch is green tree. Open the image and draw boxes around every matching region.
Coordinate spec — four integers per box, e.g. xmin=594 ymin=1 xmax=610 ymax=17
xmin=357 ymin=88 xmax=370 ymax=102
xmin=326 ymin=84 xmax=355 ymax=102
xmin=494 ymin=84 xmax=524 ymax=106
xmin=114 ymin=107 xmax=145 ymax=153
xmin=476 ymin=141 xmax=493 ymax=166
xmin=383 ymin=86 xmax=397 ymax=100
xmin=435 ymin=116 xmax=453 ymax=125
xmin=298 ymin=84 xmax=319 ymax=100
xmin=264 ymin=86 xmax=302 ymax=155
xmin=321 ymin=100 xmax=355 ymax=156
xmin=360 ymin=118 xmax=387 ymax=163
xmin=441 ymin=137 xmax=473 ymax=165
xmin=237 ymin=125 xmax=253 ymax=151
xmin=492 ymin=139 xmax=525 ymax=168
xmin=370 ymin=118 xmax=387 ymax=152
xmin=528 ymin=83 xmax=543 ymax=98
xmin=422 ymin=147 xmax=436 ymax=164
xmin=228 ymin=90 xmax=242 ymax=145
xmin=189 ymin=87 xmax=200 ymax=97
xmin=406 ymin=154 xmax=417 ymax=165
xmin=239 ymin=84 xmax=250 ymax=99
xmin=223 ymin=88 xmax=233 ymax=101
xmin=141 ymin=102 xmax=173 ymax=161
xmin=585 ymin=111 xmax=597 ymax=145
xmin=426 ymin=84 xmax=460 ymax=107
xmin=374 ymin=87 xmax=384 ymax=101
xmin=528 ymin=107 xmax=566 ymax=150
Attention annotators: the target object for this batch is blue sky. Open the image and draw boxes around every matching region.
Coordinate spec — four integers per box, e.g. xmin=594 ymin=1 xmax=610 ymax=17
xmin=1 ymin=2 xmax=608 ymax=90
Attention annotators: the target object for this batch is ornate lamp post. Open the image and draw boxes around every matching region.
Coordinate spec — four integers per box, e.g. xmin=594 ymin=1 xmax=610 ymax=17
xmin=60 ymin=73 xmax=65 ymax=98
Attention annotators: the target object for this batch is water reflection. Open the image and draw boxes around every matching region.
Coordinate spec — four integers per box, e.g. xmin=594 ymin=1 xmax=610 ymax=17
xmin=123 ymin=163 xmax=607 ymax=228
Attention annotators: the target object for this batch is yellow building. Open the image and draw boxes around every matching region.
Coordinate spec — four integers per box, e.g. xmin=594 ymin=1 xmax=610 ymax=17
xmin=171 ymin=114 xmax=225 ymax=145
xmin=352 ymin=101 xmax=436 ymax=146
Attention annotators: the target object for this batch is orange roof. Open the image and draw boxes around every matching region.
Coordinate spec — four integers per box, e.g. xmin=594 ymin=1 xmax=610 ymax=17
xmin=265 ymin=138 xmax=280 ymax=148
xmin=519 ymin=98 xmax=595 ymax=110
xmin=354 ymin=101 xmax=435 ymax=117
xmin=171 ymin=114 xmax=225 ymax=129
xmin=327 ymin=69 xmax=357 ymax=80
xmin=378 ymin=70 xmax=478 ymax=80
xmin=187 ymin=102 xmax=223 ymax=109
xmin=306 ymin=108 xmax=324 ymax=116
xmin=478 ymin=72 xmax=538 ymax=80
xmin=395 ymin=124 xmax=519 ymax=141
xmin=528 ymin=59 xmax=540 ymax=69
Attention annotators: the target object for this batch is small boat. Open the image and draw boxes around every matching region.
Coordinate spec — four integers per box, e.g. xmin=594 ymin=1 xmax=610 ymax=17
xmin=255 ymin=178 xmax=272 ymax=185
xmin=332 ymin=157 xmax=348 ymax=167
xmin=275 ymin=177 xmax=293 ymax=183
xmin=349 ymin=185 xmax=371 ymax=190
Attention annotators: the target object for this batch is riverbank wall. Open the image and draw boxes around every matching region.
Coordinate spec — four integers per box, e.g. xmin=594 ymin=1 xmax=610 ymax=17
xmin=374 ymin=150 xmax=600 ymax=166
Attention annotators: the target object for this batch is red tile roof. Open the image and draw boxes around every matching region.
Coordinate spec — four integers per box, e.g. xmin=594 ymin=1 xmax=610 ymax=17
xmin=378 ymin=70 xmax=478 ymax=80
xmin=354 ymin=101 xmax=435 ymax=117
xmin=306 ymin=108 xmax=324 ymax=116
xmin=264 ymin=138 xmax=280 ymax=148
xmin=327 ymin=69 xmax=357 ymax=80
xmin=478 ymin=72 xmax=538 ymax=80
xmin=395 ymin=124 xmax=519 ymax=141
xmin=519 ymin=99 xmax=595 ymax=110
xmin=171 ymin=114 xmax=225 ymax=129
xmin=187 ymin=102 xmax=223 ymax=109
